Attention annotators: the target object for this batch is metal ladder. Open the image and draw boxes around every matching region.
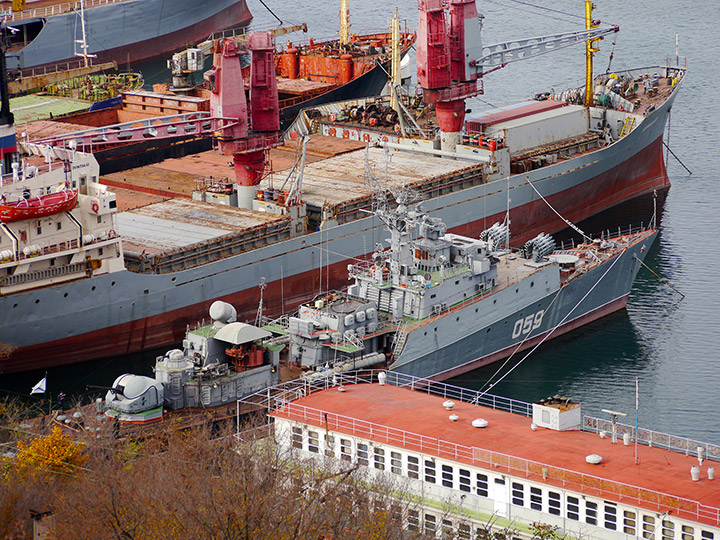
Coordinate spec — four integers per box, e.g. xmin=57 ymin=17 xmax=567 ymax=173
xmin=620 ymin=116 xmax=635 ymax=137
xmin=392 ymin=322 xmax=409 ymax=358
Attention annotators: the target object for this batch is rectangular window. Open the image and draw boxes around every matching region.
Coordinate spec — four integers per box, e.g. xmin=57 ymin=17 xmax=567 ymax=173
xmin=530 ymin=486 xmax=542 ymax=511
xmin=324 ymin=435 xmax=335 ymax=458
xmin=458 ymin=523 xmax=471 ymax=540
xmin=373 ymin=447 xmax=385 ymax=470
xmin=57 ymin=221 xmax=62 ymax=230
xmin=642 ymin=515 xmax=656 ymax=539
xmin=548 ymin=491 xmax=561 ymax=515
xmin=391 ymin=451 xmax=402 ymax=475
xmin=682 ymin=525 xmax=694 ymax=540
xmin=36 ymin=226 xmax=42 ymax=235
xmin=511 ymin=482 xmax=524 ymax=507
xmin=307 ymin=431 xmax=319 ymax=453
xmin=624 ymin=510 xmax=637 ymax=535
xmin=408 ymin=510 xmax=420 ymax=532
xmin=567 ymin=495 xmax=580 ymax=521
xmin=424 ymin=513 xmax=437 ymax=534
xmin=604 ymin=502 xmax=617 ymax=530
xmin=585 ymin=500 xmax=598 ymax=525
xmin=442 ymin=519 xmax=454 ymax=539
xmin=390 ymin=504 xmax=402 ymax=525
xmin=459 ymin=469 xmax=471 ymax=493
xmin=407 ymin=455 xmax=420 ymax=479
xmin=701 ymin=531 xmax=714 ymax=540
xmin=424 ymin=459 xmax=436 ymax=484
xmin=340 ymin=439 xmax=351 ymax=461
xmin=357 ymin=443 xmax=369 ymax=466
xmin=662 ymin=519 xmax=675 ymax=540
xmin=476 ymin=473 xmax=488 ymax=497
xmin=441 ymin=464 xmax=454 ymax=488
xmin=291 ymin=426 xmax=302 ymax=449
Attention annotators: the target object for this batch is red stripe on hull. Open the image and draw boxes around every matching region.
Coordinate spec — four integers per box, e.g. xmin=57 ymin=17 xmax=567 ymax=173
xmin=427 ymin=294 xmax=631 ymax=382
xmin=2 ymin=133 xmax=667 ymax=373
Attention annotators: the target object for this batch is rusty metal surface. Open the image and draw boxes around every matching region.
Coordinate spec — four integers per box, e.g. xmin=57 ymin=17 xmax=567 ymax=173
xmin=118 ymin=198 xmax=286 ymax=255
xmin=264 ymin=146 xmax=482 ymax=207
xmin=276 ymin=77 xmax=332 ymax=95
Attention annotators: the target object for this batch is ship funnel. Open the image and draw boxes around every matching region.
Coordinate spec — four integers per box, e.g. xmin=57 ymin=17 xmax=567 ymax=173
xmin=479 ymin=222 xmax=508 ymax=251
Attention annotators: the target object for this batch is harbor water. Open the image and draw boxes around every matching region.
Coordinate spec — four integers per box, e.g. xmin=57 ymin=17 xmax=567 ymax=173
xmin=2 ymin=0 xmax=719 ymax=443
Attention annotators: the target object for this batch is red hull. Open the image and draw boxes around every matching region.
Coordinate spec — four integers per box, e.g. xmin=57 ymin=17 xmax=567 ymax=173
xmin=2 ymin=132 xmax=669 ymax=373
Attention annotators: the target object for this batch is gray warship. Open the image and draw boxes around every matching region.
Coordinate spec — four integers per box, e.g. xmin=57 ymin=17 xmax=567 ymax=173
xmin=275 ymin=190 xmax=657 ymax=381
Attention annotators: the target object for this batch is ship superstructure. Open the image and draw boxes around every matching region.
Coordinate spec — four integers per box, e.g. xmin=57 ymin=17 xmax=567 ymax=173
xmin=276 ymin=193 xmax=656 ymax=380
xmin=259 ymin=373 xmax=720 ymax=540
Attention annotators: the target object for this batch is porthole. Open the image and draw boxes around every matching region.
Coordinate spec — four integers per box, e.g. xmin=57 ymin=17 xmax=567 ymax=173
xmin=531 ymin=281 xmax=534 ymax=287
xmin=13 ymin=303 xmax=18 ymax=308
xmin=35 ymin=299 xmax=40 ymax=304
xmin=456 ymin=317 xmax=460 ymax=322
xmin=91 ymin=286 xmax=96 ymax=291
xmin=111 ymin=281 xmax=116 ymax=287
xmin=171 ymin=277 xmax=177 ymax=282
xmin=434 ymin=327 xmax=437 ymax=332
xmin=515 ymin=288 xmax=519 ymax=293
xmin=64 ymin=293 xmax=68 ymax=298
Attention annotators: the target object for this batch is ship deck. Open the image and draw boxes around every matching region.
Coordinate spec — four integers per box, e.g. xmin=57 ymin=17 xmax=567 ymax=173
xmin=101 ymin=136 xmax=483 ymax=264
xmin=272 ymin=382 xmax=720 ymax=526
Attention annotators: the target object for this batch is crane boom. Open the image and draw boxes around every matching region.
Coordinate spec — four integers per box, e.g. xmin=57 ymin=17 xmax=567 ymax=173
xmin=475 ymin=25 xmax=619 ymax=69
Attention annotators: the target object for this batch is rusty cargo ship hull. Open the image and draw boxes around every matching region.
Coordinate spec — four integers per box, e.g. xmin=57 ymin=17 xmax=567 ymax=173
xmin=0 ymin=65 xmax=682 ymax=374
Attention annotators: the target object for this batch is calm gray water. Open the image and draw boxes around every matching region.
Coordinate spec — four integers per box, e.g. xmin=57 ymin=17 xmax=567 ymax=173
xmin=3 ymin=0 xmax=719 ymax=443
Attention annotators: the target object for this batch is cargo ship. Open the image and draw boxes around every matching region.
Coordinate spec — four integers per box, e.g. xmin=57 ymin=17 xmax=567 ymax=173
xmin=0 ymin=2 xmax=685 ymax=374
xmin=1 ymin=0 xmax=252 ymax=72
xmin=260 ymin=371 xmax=720 ymax=539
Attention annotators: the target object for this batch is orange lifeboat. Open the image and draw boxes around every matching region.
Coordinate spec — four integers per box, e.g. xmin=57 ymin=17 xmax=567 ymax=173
xmin=0 ymin=189 xmax=79 ymax=223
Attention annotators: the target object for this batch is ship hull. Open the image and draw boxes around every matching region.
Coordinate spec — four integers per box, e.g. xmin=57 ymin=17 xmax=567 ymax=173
xmin=389 ymin=232 xmax=656 ymax=380
xmin=6 ymin=0 xmax=252 ymax=72
xmin=0 ymin=77 xmax=677 ymax=374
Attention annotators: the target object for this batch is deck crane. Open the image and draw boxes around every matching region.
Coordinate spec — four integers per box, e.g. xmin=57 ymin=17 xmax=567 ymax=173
xmin=417 ymin=0 xmax=619 ymax=151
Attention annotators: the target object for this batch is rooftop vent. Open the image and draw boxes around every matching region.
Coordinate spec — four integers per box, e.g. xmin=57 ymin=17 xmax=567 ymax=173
xmin=449 ymin=414 xmax=459 ymax=422
xmin=472 ymin=418 xmax=488 ymax=428
xmin=586 ymin=454 xmax=602 ymax=465
xmin=443 ymin=400 xmax=456 ymax=410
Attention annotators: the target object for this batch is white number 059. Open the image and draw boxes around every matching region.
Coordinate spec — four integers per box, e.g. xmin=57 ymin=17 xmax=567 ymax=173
xmin=511 ymin=310 xmax=544 ymax=339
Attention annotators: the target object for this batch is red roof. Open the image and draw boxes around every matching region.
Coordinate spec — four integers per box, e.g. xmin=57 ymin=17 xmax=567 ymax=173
xmin=465 ymin=100 xmax=567 ymax=134
xmin=271 ymin=382 xmax=720 ymax=527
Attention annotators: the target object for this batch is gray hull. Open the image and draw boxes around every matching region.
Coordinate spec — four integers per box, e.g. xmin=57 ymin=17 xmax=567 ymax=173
xmin=6 ymin=0 xmax=252 ymax=71
xmin=0 ymin=68 xmax=677 ymax=373
xmin=392 ymin=233 xmax=656 ymax=380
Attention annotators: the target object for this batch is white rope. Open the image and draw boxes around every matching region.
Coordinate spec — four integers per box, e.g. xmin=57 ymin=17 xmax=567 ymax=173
xmin=526 ymin=178 xmax=592 ymax=243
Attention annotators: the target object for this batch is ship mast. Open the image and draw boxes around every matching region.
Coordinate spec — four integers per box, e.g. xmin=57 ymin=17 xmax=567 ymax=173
xmin=339 ymin=0 xmax=351 ymax=48
xmin=584 ymin=0 xmax=602 ymax=107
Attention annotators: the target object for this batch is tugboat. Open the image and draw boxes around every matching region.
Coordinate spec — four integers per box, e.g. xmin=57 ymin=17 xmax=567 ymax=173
xmin=274 ymin=189 xmax=657 ymax=381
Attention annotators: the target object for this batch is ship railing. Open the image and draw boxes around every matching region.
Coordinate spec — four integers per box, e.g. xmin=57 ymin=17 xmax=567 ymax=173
xmin=555 ymin=223 xmax=653 ymax=252
xmin=2 ymin=0 xmax=133 ymax=22
xmin=239 ymin=369 xmax=533 ymax=419
xmin=16 ymin=59 xmax=101 ymax=80
xmin=583 ymin=416 xmax=720 ymax=463
xmin=266 ymin=393 xmax=720 ymax=526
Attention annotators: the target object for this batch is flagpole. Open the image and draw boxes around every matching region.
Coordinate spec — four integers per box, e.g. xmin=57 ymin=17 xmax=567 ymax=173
xmin=634 ymin=377 xmax=639 ymax=464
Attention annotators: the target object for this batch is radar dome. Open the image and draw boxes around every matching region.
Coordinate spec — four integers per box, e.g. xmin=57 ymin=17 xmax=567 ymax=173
xmin=209 ymin=301 xmax=237 ymax=325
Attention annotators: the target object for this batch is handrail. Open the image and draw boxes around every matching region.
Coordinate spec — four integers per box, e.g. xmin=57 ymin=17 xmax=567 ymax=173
xmin=2 ymin=0 xmax=134 ymax=23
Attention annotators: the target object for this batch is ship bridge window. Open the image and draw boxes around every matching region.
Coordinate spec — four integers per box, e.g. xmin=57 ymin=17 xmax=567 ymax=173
xmin=357 ymin=443 xmax=369 ymax=466
xmin=407 ymin=455 xmax=420 ymax=479
xmin=340 ymin=438 xmax=351 ymax=461
xmin=476 ymin=473 xmax=488 ymax=497
xmin=307 ymin=431 xmax=319 ymax=453
xmin=441 ymin=464 xmax=453 ymax=488
xmin=585 ymin=500 xmax=598 ymax=525
xmin=373 ymin=447 xmax=385 ymax=470
xmin=109 ymin=200 xmax=117 ymax=209
xmin=424 ymin=459 xmax=436 ymax=483
xmin=324 ymin=435 xmax=335 ymax=458
xmin=291 ymin=426 xmax=303 ymax=449
xmin=511 ymin=482 xmax=524 ymax=506
xmin=682 ymin=525 xmax=695 ymax=540
xmin=642 ymin=515 xmax=656 ymax=539
xmin=424 ymin=513 xmax=436 ymax=534
xmin=624 ymin=510 xmax=637 ymax=535
xmin=701 ymin=531 xmax=714 ymax=540
xmin=662 ymin=520 xmax=675 ymax=540
xmin=36 ymin=225 xmax=42 ymax=235
xmin=458 ymin=468 xmax=471 ymax=493
xmin=390 ymin=451 xmax=402 ymax=474
xmin=529 ymin=486 xmax=542 ymax=511
xmin=408 ymin=509 xmax=420 ymax=532
xmin=548 ymin=491 xmax=561 ymax=515
xmin=57 ymin=221 xmax=62 ymax=230
xmin=566 ymin=495 xmax=580 ymax=521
